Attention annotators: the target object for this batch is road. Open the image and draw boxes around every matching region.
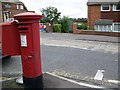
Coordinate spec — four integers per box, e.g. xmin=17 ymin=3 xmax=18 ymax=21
xmin=2 ymin=32 xmax=119 ymax=88
xmin=41 ymin=45 xmax=118 ymax=80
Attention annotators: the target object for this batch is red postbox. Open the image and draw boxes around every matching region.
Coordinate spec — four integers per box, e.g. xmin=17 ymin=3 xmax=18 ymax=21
xmin=0 ymin=21 xmax=21 ymax=55
xmin=14 ymin=12 xmax=43 ymax=88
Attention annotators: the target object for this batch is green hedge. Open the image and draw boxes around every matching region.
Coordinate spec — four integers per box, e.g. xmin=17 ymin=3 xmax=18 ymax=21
xmin=59 ymin=16 xmax=70 ymax=33
xmin=53 ymin=24 xmax=61 ymax=32
xmin=77 ymin=23 xmax=87 ymax=30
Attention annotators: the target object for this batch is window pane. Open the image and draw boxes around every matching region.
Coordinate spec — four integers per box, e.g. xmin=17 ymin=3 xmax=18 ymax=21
xmin=4 ymin=4 xmax=11 ymax=8
xmin=20 ymin=5 xmax=24 ymax=9
xmin=102 ymin=4 xmax=110 ymax=10
xmin=116 ymin=4 xmax=120 ymax=10
xmin=114 ymin=24 xmax=120 ymax=31
xmin=99 ymin=26 xmax=102 ymax=31
xmin=108 ymin=25 xmax=111 ymax=31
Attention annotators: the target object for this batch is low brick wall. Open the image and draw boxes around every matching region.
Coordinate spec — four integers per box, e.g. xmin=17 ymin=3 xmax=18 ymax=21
xmin=74 ymin=30 xmax=120 ymax=37
xmin=72 ymin=22 xmax=120 ymax=37
xmin=46 ymin=23 xmax=53 ymax=32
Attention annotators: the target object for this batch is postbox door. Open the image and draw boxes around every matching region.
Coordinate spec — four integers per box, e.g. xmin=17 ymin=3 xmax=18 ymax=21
xmin=19 ymin=26 xmax=41 ymax=78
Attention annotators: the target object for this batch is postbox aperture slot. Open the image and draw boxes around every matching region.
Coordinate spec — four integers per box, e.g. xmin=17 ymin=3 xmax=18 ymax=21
xmin=19 ymin=28 xmax=28 ymax=30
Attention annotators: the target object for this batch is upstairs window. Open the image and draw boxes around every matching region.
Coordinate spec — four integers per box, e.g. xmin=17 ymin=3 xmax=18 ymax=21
xmin=113 ymin=4 xmax=120 ymax=11
xmin=101 ymin=4 xmax=110 ymax=11
xmin=4 ymin=4 xmax=11 ymax=8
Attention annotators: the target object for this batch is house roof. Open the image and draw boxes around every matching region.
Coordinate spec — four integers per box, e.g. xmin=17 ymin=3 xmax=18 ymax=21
xmin=95 ymin=19 xmax=113 ymax=25
xmin=87 ymin=0 xmax=120 ymax=5
xmin=0 ymin=0 xmax=21 ymax=3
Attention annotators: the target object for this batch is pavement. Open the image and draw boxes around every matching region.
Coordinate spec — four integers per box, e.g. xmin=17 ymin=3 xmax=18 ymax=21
xmin=72 ymin=34 xmax=120 ymax=43
xmin=40 ymin=32 xmax=120 ymax=43
xmin=40 ymin=32 xmax=118 ymax=54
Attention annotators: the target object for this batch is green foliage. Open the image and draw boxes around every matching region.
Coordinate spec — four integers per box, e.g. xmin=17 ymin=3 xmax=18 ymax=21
xmin=88 ymin=26 xmax=95 ymax=30
xmin=77 ymin=23 xmax=87 ymax=30
xmin=41 ymin=6 xmax=61 ymax=25
xmin=59 ymin=16 xmax=71 ymax=33
xmin=53 ymin=24 xmax=61 ymax=32
xmin=69 ymin=18 xmax=87 ymax=21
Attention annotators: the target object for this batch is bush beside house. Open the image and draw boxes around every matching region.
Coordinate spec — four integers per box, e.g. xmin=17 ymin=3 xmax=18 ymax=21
xmin=59 ymin=16 xmax=71 ymax=33
xmin=53 ymin=24 xmax=61 ymax=32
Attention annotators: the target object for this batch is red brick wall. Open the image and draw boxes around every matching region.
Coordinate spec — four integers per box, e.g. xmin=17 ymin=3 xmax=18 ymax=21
xmin=72 ymin=22 xmax=78 ymax=34
xmin=2 ymin=2 xmax=27 ymax=21
xmin=88 ymin=5 xmax=101 ymax=28
xmin=45 ymin=23 xmax=53 ymax=32
xmin=101 ymin=5 xmax=120 ymax=22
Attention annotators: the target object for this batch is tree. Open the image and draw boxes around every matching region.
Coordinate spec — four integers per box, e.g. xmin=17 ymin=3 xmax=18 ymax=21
xmin=41 ymin=6 xmax=61 ymax=27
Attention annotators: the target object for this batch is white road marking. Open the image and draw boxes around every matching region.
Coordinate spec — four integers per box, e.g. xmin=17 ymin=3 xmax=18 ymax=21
xmin=45 ymin=72 xmax=106 ymax=89
xmin=94 ymin=70 xmax=105 ymax=80
xmin=0 ymin=78 xmax=15 ymax=82
xmin=108 ymin=80 xmax=120 ymax=84
xmin=42 ymin=43 xmax=88 ymax=50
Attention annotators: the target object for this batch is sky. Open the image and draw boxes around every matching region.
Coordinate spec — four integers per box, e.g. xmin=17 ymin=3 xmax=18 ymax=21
xmin=20 ymin=0 xmax=88 ymax=18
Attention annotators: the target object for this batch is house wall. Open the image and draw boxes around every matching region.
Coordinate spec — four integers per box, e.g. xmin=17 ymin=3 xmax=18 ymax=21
xmin=2 ymin=2 xmax=27 ymax=22
xmin=3 ymin=2 xmax=27 ymax=17
xmin=88 ymin=5 xmax=101 ymax=29
xmin=101 ymin=5 xmax=120 ymax=22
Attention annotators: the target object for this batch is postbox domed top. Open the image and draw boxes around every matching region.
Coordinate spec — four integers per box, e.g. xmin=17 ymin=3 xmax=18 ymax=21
xmin=14 ymin=12 xmax=43 ymax=20
xmin=0 ymin=20 xmax=17 ymax=26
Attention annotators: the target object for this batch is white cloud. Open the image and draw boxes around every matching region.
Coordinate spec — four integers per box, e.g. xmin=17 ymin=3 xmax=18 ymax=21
xmin=20 ymin=0 xmax=88 ymax=18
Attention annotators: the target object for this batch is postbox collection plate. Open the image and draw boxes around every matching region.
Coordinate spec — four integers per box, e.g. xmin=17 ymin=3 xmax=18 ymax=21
xmin=20 ymin=34 xmax=27 ymax=47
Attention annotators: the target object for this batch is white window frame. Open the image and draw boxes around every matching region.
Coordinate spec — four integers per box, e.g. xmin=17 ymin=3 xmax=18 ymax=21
xmin=112 ymin=22 xmax=120 ymax=32
xmin=95 ymin=25 xmax=112 ymax=32
xmin=113 ymin=4 xmax=120 ymax=11
xmin=20 ymin=5 xmax=24 ymax=9
xmin=101 ymin=4 xmax=110 ymax=11
xmin=16 ymin=4 xmax=19 ymax=9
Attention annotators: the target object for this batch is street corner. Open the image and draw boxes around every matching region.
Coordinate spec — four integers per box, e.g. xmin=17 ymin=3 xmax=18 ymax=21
xmin=43 ymin=72 xmax=109 ymax=89
xmin=1 ymin=72 xmax=118 ymax=89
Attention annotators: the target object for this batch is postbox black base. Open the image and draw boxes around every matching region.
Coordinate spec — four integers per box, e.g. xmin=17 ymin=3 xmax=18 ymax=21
xmin=23 ymin=75 xmax=43 ymax=89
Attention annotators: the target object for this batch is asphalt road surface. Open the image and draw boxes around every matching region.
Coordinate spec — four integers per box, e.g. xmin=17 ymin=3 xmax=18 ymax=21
xmin=41 ymin=45 xmax=118 ymax=80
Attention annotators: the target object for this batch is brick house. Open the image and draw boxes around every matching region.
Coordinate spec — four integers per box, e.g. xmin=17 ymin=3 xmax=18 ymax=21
xmin=0 ymin=0 xmax=28 ymax=23
xmin=87 ymin=0 xmax=120 ymax=32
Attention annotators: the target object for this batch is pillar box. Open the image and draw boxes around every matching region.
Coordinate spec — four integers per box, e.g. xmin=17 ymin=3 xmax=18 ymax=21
xmin=14 ymin=12 xmax=43 ymax=89
xmin=0 ymin=21 xmax=21 ymax=55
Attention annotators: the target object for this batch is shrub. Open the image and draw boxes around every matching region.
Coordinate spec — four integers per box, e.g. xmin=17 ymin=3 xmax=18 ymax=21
xmin=53 ymin=24 xmax=61 ymax=32
xmin=59 ymin=16 xmax=71 ymax=33
xmin=77 ymin=23 xmax=87 ymax=30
